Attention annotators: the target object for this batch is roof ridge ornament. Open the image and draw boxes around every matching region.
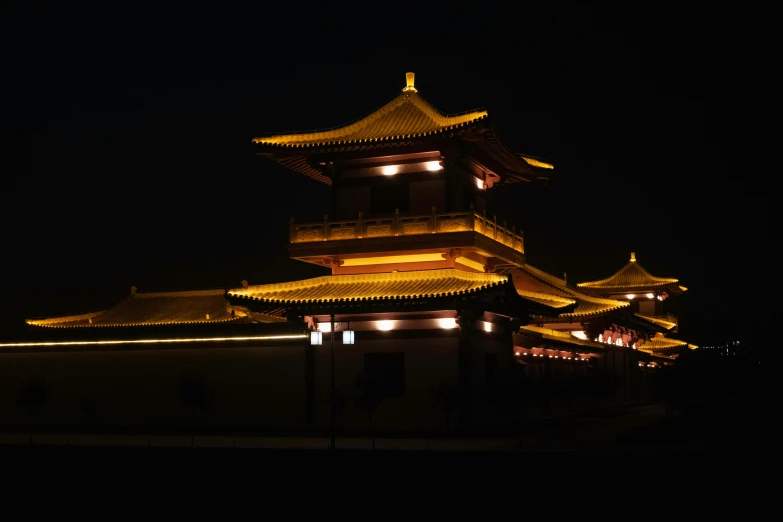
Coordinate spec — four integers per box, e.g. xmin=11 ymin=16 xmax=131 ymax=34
xmin=630 ymin=252 xmax=636 ymax=262
xmin=402 ymin=72 xmax=417 ymax=93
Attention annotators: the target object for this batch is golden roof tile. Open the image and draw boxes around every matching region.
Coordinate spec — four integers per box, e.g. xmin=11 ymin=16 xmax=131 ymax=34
xmin=639 ymin=333 xmax=698 ymax=352
xmin=635 ymin=313 xmax=677 ymax=331
xmin=27 ymin=289 xmax=240 ymax=328
xmin=228 ymin=269 xmax=507 ymax=303
xmin=507 ymin=265 xmax=629 ymax=318
xmin=577 ymin=252 xmax=679 ymax=291
xmin=252 ymin=90 xmax=487 ymax=148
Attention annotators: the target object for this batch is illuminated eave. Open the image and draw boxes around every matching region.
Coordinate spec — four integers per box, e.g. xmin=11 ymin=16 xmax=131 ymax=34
xmin=253 ymin=114 xmax=488 ymax=148
xmin=634 ymin=313 xmax=677 ymax=331
xmin=228 ymin=269 xmax=509 ymax=304
xmin=26 ymin=317 xmax=241 ymax=329
xmin=520 ymin=156 xmax=554 ymax=170
xmin=251 ymin=85 xmax=489 ymax=149
xmin=508 ymin=265 xmax=629 ymax=319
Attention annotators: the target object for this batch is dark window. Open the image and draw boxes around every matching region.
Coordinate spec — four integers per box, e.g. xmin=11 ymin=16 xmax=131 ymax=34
xmin=485 ymin=353 xmax=497 ymax=390
xmin=364 ymin=353 xmax=405 ymax=397
xmin=409 ymin=179 xmax=445 ymax=214
xmin=335 ymin=186 xmax=370 ymax=220
xmin=638 ymin=300 xmax=656 ymax=316
xmin=370 ymin=177 xmax=409 ymax=215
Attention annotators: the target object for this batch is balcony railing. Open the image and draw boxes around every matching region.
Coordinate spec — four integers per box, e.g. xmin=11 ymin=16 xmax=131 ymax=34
xmin=290 ymin=207 xmax=524 ymax=254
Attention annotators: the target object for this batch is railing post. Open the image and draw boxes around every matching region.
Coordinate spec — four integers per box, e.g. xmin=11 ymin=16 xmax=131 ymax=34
xmin=394 ymin=208 xmax=400 ymax=236
xmin=323 ymin=214 xmax=328 ymax=241
xmin=357 ymin=211 xmax=363 ymax=238
xmin=431 ymin=205 xmax=437 ymax=233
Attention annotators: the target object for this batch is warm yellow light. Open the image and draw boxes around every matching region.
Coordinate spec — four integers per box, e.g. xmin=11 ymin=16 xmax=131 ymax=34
xmin=341 ymin=253 xmax=444 ymax=267
xmin=475 ymin=177 xmax=485 ymax=189
xmin=317 ymin=322 xmax=332 ymax=332
xmin=521 ymin=156 xmax=554 ymax=169
xmin=515 ymin=351 xmax=520 ymax=356
xmin=425 ymin=160 xmax=443 ymax=171
xmin=646 ymin=293 xmax=654 ymax=299
xmin=570 ymin=331 xmax=588 ymax=340
xmin=0 ymin=334 xmax=308 ymax=349
xmin=455 ymin=256 xmax=485 ymax=272
xmin=626 ymin=294 xmax=636 ymax=300
xmin=483 ymin=322 xmax=492 ymax=333
xmin=382 ymin=165 xmax=398 ymax=176
xmin=437 ymin=318 xmax=458 ymax=329
xmin=376 ymin=320 xmax=395 ymax=331
xmin=402 ymin=72 xmax=417 ymax=92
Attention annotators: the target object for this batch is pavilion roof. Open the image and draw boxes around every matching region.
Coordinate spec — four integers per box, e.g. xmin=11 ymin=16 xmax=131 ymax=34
xmin=253 ymin=73 xmax=549 ymax=185
xmin=228 ymin=269 xmax=508 ymax=304
xmin=506 ymin=264 xmax=629 ymax=319
xmin=577 ymin=253 xmax=680 ymax=291
xmin=26 ymin=289 xmax=257 ymax=329
xmin=253 ymin=91 xmax=487 ymax=148
xmin=635 ymin=313 xmax=678 ymax=331
xmin=639 ymin=333 xmax=698 ymax=352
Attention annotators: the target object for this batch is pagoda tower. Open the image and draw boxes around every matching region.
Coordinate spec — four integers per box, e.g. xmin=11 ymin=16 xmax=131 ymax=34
xmin=254 ymin=72 xmax=553 ymax=276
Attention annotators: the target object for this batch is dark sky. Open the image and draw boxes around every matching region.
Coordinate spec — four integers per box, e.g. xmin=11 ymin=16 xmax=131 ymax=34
xmin=1 ymin=4 xmax=774 ymax=354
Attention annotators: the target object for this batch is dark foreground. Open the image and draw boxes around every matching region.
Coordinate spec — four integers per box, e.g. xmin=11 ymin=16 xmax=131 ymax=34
xmin=1 ymin=402 xmax=765 ymax=458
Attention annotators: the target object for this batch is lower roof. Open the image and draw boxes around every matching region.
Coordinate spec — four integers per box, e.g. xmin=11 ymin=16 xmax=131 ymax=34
xmin=228 ymin=269 xmax=509 ymax=304
xmin=27 ymin=289 xmax=244 ymax=329
xmin=506 ymin=265 xmax=629 ymax=319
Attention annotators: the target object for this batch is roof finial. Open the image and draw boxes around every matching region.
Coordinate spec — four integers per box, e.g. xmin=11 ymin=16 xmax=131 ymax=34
xmin=630 ymin=252 xmax=636 ymax=262
xmin=402 ymin=72 xmax=417 ymax=93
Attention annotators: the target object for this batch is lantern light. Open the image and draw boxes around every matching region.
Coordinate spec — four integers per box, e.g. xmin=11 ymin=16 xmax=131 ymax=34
xmin=342 ymin=321 xmax=355 ymax=345
xmin=310 ymin=331 xmax=323 ymax=345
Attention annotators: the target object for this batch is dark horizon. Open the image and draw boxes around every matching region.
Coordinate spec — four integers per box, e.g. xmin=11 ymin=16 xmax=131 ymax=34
xmin=1 ymin=4 xmax=774 ymax=357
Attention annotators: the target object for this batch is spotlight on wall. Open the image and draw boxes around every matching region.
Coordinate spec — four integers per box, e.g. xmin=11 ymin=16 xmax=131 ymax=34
xmin=646 ymin=293 xmax=654 ymax=299
xmin=382 ymin=165 xmax=399 ymax=176
xmin=424 ymin=160 xmax=443 ymax=171
xmin=376 ymin=320 xmax=395 ymax=331
xmin=437 ymin=318 xmax=458 ymax=329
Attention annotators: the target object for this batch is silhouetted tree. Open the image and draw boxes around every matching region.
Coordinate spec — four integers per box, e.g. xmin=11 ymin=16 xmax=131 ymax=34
xmin=16 ymin=380 xmax=50 ymax=444
xmin=431 ymin=381 xmax=459 ymax=431
xmin=178 ymin=375 xmax=211 ymax=448
xmin=354 ymin=373 xmax=385 ymax=450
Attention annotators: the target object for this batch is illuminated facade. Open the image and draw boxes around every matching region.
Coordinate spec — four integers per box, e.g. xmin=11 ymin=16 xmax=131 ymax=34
xmin=0 ymin=73 xmax=696 ymax=433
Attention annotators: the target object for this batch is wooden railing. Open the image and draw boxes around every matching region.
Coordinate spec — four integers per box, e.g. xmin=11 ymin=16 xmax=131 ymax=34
xmin=290 ymin=207 xmax=524 ymax=254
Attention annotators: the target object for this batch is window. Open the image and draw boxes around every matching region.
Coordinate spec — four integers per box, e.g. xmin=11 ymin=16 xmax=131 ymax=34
xmin=364 ymin=353 xmax=405 ymax=397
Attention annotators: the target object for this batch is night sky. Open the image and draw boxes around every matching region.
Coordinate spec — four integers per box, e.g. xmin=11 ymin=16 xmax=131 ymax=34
xmin=1 ymin=4 xmax=774 ymax=355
